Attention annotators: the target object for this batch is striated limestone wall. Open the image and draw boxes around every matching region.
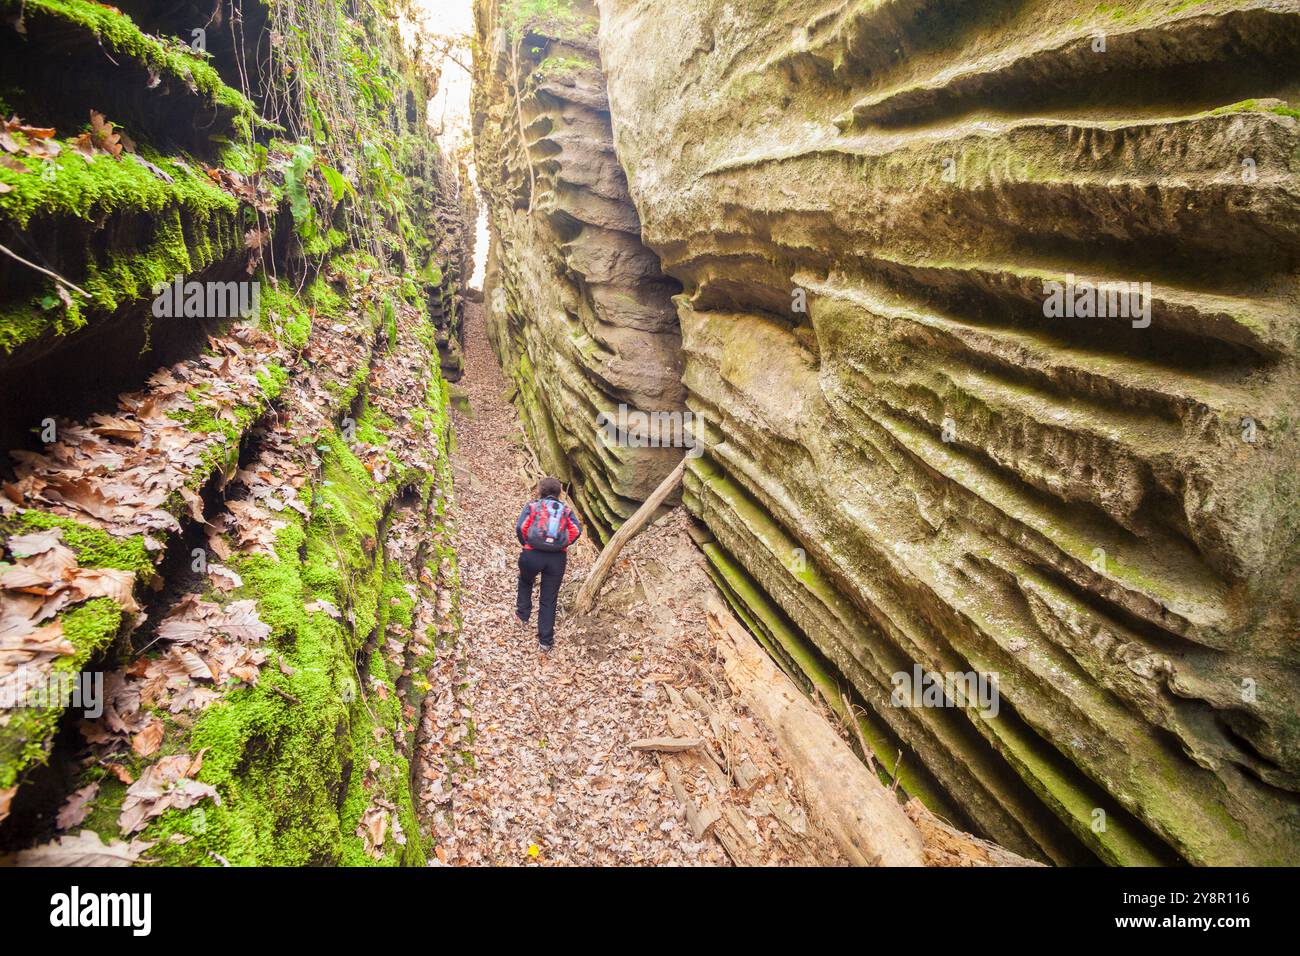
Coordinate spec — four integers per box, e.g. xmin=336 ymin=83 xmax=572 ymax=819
xmin=472 ymin=0 xmax=686 ymax=542
xmin=592 ymin=0 xmax=1300 ymax=864
xmin=424 ymin=154 xmax=478 ymax=382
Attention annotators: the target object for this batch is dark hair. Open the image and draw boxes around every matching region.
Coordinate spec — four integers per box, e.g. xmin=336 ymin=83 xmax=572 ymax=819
xmin=538 ymin=477 xmax=562 ymax=499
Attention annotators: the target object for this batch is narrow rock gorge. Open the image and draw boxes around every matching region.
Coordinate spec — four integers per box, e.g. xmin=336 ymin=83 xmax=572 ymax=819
xmin=473 ymin=0 xmax=686 ymax=541
xmin=476 ymin=0 xmax=1300 ymax=865
xmin=1 ymin=0 xmax=1296 ymax=874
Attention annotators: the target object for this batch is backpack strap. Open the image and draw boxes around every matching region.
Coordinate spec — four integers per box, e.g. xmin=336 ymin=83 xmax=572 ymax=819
xmin=518 ymin=500 xmax=543 ymax=545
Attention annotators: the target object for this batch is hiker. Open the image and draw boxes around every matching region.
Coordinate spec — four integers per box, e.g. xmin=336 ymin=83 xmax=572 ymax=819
xmin=515 ymin=477 xmax=583 ymax=652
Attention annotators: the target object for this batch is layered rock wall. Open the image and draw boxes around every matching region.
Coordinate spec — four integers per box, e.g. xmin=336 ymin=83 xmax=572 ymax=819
xmin=583 ymin=0 xmax=1299 ymax=864
xmin=425 ymin=155 xmax=478 ymax=382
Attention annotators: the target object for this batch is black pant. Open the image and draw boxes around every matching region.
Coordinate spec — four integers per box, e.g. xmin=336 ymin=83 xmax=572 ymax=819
xmin=516 ymin=549 xmax=567 ymax=645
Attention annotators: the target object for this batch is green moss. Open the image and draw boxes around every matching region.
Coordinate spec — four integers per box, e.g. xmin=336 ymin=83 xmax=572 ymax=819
xmin=1 ymin=0 xmax=467 ymax=862
xmin=168 ymin=402 xmax=227 ymax=436
xmin=338 ymin=647 xmax=424 ymax=867
xmin=0 ymin=311 xmax=288 ymax=795
xmin=145 ymin=521 xmax=356 ymax=865
xmin=700 ymin=539 xmax=961 ymax=817
xmin=2 ymin=0 xmax=256 ymax=123
xmin=304 ymin=433 xmax=386 ymax=649
xmin=1210 ymin=98 xmax=1300 ymax=121
xmin=166 ymin=362 xmax=286 ymax=447
xmin=2 ymin=510 xmax=152 ymax=576
xmin=0 ymin=148 xmax=242 ymax=355
xmin=140 ymin=423 xmax=397 ymax=865
xmin=79 ymin=774 xmax=128 ymax=835
xmin=0 ymin=147 xmax=236 ymax=228
xmin=0 ymin=598 xmax=126 ymax=789
xmin=258 ymin=362 xmax=290 ymax=402
xmin=535 ymin=54 xmax=597 ymax=79
xmin=976 ymin=699 xmax=1175 ymax=866
xmin=0 ymin=512 xmax=153 ymax=787
xmin=0 ymin=297 xmax=85 ymax=354
xmin=133 ymin=386 xmax=444 ymax=864
xmin=690 ymin=455 xmax=1196 ymax=865
xmin=504 ymin=0 xmax=594 ymax=39
xmin=304 ymin=276 xmax=347 ymax=321
xmin=383 ymin=297 xmax=398 ymax=349
xmin=259 ymin=279 xmax=314 ymax=350
xmin=60 ymin=596 xmax=126 ymax=665
xmin=1167 ymin=0 xmax=1215 ymax=16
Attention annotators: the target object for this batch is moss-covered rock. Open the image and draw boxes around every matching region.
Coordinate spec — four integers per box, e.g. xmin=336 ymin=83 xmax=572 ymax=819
xmin=0 ymin=0 xmax=473 ymax=866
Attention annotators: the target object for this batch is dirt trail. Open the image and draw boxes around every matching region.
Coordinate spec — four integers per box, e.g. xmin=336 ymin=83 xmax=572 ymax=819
xmin=427 ymin=302 xmax=719 ymax=864
xmin=424 ymin=303 xmax=842 ymax=866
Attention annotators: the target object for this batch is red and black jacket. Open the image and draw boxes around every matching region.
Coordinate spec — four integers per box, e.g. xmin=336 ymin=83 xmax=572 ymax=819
xmin=516 ymin=496 xmax=583 ymax=550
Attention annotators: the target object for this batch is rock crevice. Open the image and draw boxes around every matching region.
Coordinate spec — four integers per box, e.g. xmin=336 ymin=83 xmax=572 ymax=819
xmin=473 ymin=0 xmax=687 ymax=541
xmin=478 ymin=0 xmax=1300 ymax=865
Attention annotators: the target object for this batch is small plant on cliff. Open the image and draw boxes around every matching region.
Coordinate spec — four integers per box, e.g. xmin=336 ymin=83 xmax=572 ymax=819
xmin=503 ymin=0 xmax=587 ymax=37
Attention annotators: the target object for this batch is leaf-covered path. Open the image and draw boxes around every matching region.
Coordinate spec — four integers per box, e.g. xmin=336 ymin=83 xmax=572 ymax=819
xmin=414 ymin=300 xmax=854 ymax=867
xmin=422 ymin=302 xmax=729 ymax=865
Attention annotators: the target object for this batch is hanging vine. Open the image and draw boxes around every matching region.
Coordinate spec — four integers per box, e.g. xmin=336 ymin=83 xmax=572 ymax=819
xmin=216 ymin=0 xmax=452 ymax=275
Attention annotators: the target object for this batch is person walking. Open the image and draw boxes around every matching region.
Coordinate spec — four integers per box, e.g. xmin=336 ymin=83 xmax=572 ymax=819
xmin=515 ymin=477 xmax=583 ymax=652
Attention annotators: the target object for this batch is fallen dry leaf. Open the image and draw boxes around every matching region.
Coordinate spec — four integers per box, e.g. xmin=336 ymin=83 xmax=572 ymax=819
xmin=3 ymin=829 xmax=152 ymax=867
xmin=66 ymin=567 xmax=139 ymax=612
xmin=56 ymin=782 xmax=101 ymax=831
xmin=208 ymin=564 xmax=242 ymax=592
xmin=131 ymin=718 xmax=164 ymax=758
xmin=5 ymin=529 xmax=63 ymax=558
xmin=91 ymin=414 xmax=143 ymax=442
xmin=178 ymin=486 xmax=205 ymax=523
xmin=358 ymin=804 xmax=389 ymax=858
xmin=305 ymin=599 xmax=341 ymax=619
xmin=118 ymin=753 xmax=220 ymax=834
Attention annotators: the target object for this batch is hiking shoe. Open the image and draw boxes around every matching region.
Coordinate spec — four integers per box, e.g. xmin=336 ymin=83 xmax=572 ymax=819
xmin=538 ymin=641 xmax=553 ymax=654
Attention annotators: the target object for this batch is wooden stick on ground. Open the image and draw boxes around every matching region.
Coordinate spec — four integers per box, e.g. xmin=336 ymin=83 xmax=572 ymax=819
xmin=708 ymin=597 xmax=926 ymax=867
xmin=629 ymin=737 xmax=705 ymax=753
xmin=903 ymin=797 xmax=1045 ymax=867
xmin=840 ymin=691 xmax=878 ymax=773
xmin=574 ymin=456 xmax=688 ymax=615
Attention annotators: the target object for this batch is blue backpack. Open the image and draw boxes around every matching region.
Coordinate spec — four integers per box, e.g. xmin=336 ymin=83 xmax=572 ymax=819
xmin=525 ymin=499 xmax=569 ymax=552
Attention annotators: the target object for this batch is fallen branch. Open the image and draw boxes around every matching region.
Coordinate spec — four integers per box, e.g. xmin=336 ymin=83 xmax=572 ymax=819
xmin=270 ymin=684 xmax=302 ymax=706
xmin=0 ymin=241 xmax=91 ymax=298
xmin=663 ymin=760 xmax=719 ymax=841
xmin=708 ymin=597 xmax=926 ymax=867
xmin=840 ymin=691 xmax=877 ymax=773
xmin=574 ymin=457 xmax=687 ymax=615
xmin=629 ymin=736 xmax=704 ymax=753
xmin=904 ymin=797 xmax=1045 ymax=867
